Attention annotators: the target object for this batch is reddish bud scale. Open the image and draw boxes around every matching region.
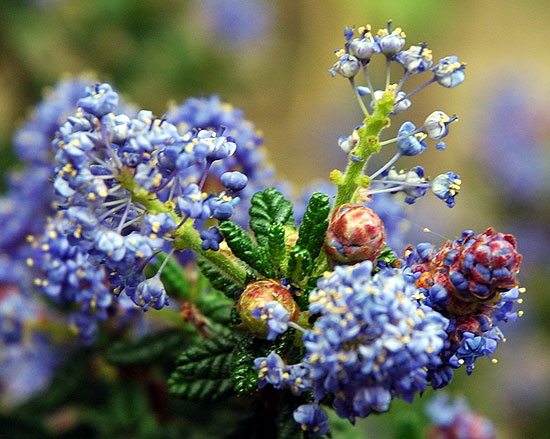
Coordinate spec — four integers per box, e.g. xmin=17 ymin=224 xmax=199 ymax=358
xmin=237 ymin=279 xmax=299 ymax=338
xmin=324 ymin=204 xmax=386 ymax=265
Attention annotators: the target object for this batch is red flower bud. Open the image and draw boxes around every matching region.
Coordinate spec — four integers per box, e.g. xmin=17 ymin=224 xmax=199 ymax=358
xmin=324 ymin=204 xmax=385 ymax=264
xmin=237 ymin=279 xmax=299 ymax=338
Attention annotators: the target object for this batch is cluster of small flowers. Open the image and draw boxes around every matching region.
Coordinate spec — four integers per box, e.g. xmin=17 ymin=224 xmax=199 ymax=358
xmin=252 ymin=262 xmax=452 ymax=426
xmin=0 ymin=78 xmax=97 ymax=398
xmin=2 ymin=78 xmax=272 ymax=344
xmin=251 ymin=232 xmax=522 ymax=434
xmin=403 ymin=228 xmax=523 ymax=387
xmin=0 ymin=284 xmax=65 ymax=405
xmin=165 ymin=94 xmax=281 ymax=226
xmin=38 ymin=83 xmax=251 ymax=315
xmin=1 ymin=77 xmax=93 ymax=255
xmin=332 ymin=22 xmax=465 ymax=207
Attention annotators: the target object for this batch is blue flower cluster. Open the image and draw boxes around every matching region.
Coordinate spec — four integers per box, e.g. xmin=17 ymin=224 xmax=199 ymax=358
xmin=331 ymin=23 xmax=465 ymax=208
xmin=0 ymin=275 xmax=64 ymax=404
xmin=47 ymin=83 xmax=250 ymax=314
xmin=254 ymin=261 xmax=450 ymax=430
xmin=1 ymin=77 xmax=93 ymax=255
xmin=2 ymin=79 xmax=273 ymax=344
xmin=165 ymin=94 xmax=282 ymax=226
xmin=303 ymin=261 xmax=449 ymax=422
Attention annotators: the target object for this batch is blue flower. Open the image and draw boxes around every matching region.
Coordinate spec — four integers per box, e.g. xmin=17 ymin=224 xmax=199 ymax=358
xmin=375 ymin=22 xmax=406 ymax=56
xmin=253 ymin=351 xmax=286 ymax=389
xmin=77 ymin=83 xmax=119 ymax=117
xmin=293 ymin=404 xmax=330 ymax=435
xmin=432 ymin=56 xmax=466 ymax=88
xmin=251 ymin=302 xmax=290 ymax=340
xmin=431 ymin=172 xmax=461 ymax=207
xmin=130 ymin=276 xmax=169 ymax=311
xmin=220 ymin=171 xmax=248 ymax=192
xmin=200 ymin=227 xmax=223 ymax=251
xmin=396 ymin=121 xmax=426 ymax=156
xmin=395 ymin=44 xmax=433 ymax=74
xmin=349 ymin=26 xmax=380 ymax=60
xmin=423 ymin=111 xmax=457 ymax=139
xmin=380 ymin=166 xmax=428 ymax=204
xmin=329 ymin=52 xmax=361 ymax=78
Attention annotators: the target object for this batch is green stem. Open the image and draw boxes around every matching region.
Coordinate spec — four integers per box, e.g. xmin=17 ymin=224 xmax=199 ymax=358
xmin=173 ymin=219 xmax=247 ymax=287
xmin=332 ymin=91 xmax=396 ymax=210
xmin=118 ymin=169 xmax=248 ymax=289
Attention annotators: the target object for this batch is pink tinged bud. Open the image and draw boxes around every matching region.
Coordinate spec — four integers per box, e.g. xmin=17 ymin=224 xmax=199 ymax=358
xmin=237 ymin=279 xmax=299 ymax=338
xmin=324 ymin=204 xmax=386 ymax=264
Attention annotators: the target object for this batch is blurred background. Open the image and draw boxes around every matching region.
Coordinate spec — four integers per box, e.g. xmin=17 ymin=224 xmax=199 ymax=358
xmin=0 ymin=0 xmax=549 ymax=437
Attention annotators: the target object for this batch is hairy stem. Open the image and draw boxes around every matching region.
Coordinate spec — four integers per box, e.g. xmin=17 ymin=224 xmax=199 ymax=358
xmin=332 ymin=91 xmax=395 ymax=210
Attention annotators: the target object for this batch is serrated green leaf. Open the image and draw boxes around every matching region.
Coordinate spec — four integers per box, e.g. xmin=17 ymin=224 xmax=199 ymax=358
xmin=218 ymin=220 xmax=275 ymax=278
xmin=231 ymin=336 xmax=258 ymax=396
xmin=106 ymin=328 xmax=188 ymax=366
xmin=268 ymin=223 xmax=287 ymax=271
xmin=296 ymin=192 xmax=330 ymax=261
xmin=175 ymin=333 xmax=238 ymax=366
xmin=174 ymin=350 xmax=231 ymax=379
xmin=287 ymin=245 xmax=312 ymax=283
xmin=197 ymin=256 xmax=243 ymax=298
xmin=169 ymin=333 xmax=239 ymax=401
xmin=196 ymin=289 xmax=232 ymax=325
xmin=249 ymin=188 xmax=295 ymax=246
xmin=168 ymin=377 xmax=234 ymax=401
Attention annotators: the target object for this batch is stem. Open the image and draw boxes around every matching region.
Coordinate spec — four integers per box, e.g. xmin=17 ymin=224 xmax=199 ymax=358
xmin=332 ymin=91 xmax=395 ymax=210
xmin=173 ymin=219 xmax=247 ymax=287
xmin=118 ymin=168 xmax=248 ymax=289
xmin=349 ymin=77 xmax=370 ymax=117
xmin=369 ymin=152 xmax=401 ymax=180
xmin=399 ymin=77 xmax=436 ymax=102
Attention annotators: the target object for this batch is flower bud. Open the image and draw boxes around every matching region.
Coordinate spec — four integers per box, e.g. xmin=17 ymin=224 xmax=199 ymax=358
xmin=237 ymin=279 xmax=299 ymax=338
xmin=324 ymin=205 xmax=386 ymax=264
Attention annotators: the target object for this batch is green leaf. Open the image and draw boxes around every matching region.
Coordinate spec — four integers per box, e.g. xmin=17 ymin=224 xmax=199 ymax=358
xmin=287 ymin=245 xmax=312 ymax=283
xmin=231 ymin=336 xmax=258 ymax=396
xmin=196 ymin=289 xmax=233 ymax=325
xmin=197 ymin=256 xmax=243 ymax=298
xmin=106 ymin=327 xmax=188 ymax=366
xmin=168 ymin=377 xmax=234 ymax=402
xmin=296 ymin=192 xmax=331 ymax=261
xmin=249 ymin=188 xmax=295 ymax=247
xmin=169 ymin=333 xmax=239 ymax=401
xmin=219 ymin=220 xmax=275 ymax=278
xmin=267 ymin=223 xmax=287 ymax=271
